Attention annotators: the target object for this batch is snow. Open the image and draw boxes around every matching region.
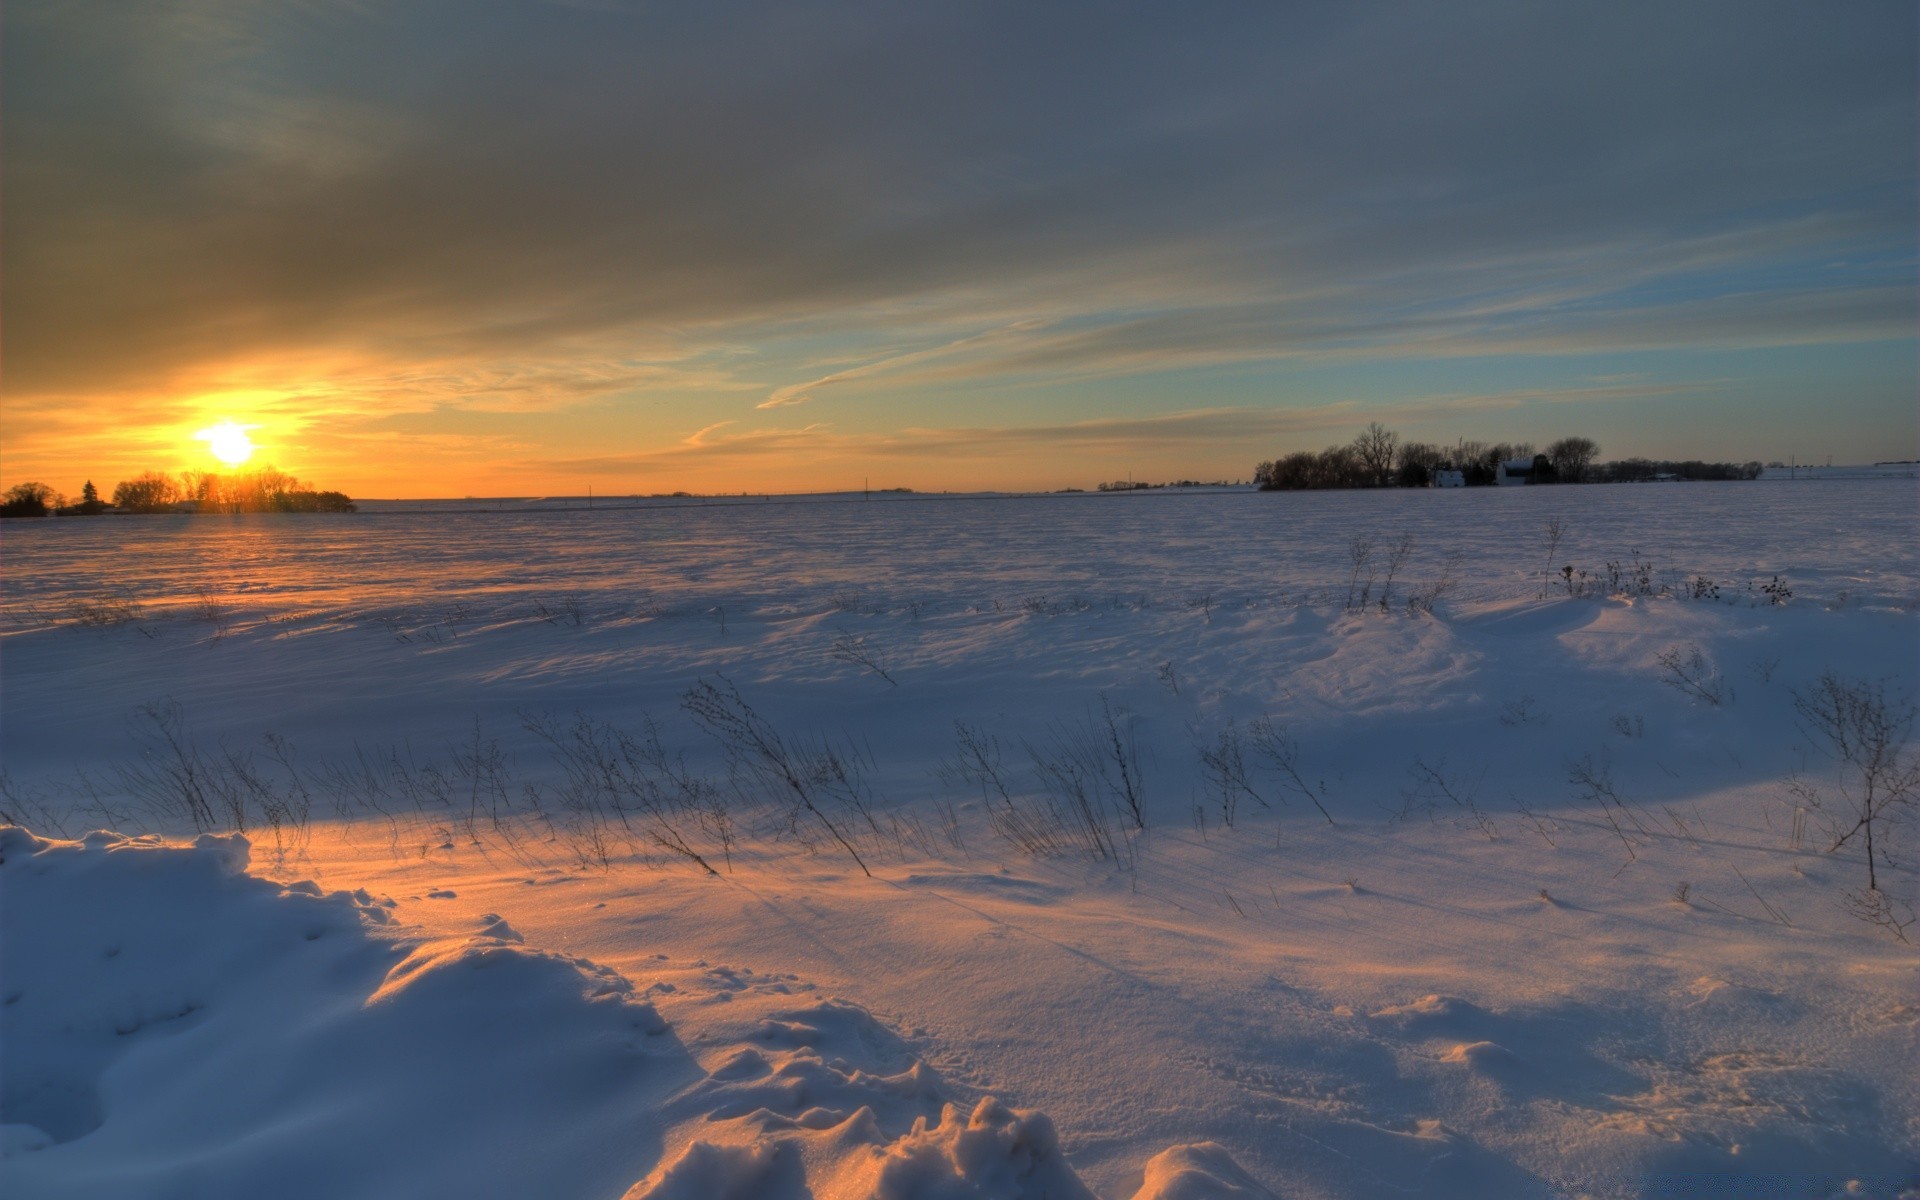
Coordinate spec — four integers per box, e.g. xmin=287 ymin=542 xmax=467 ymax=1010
xmin=1 ymin=475 xmax=1916 ymax=1198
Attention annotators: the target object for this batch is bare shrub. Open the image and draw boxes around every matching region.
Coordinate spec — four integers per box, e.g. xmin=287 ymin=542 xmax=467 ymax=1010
xmin=1607 ymin=552 xmax=1659 ymax=598
xmin=1407 ymin=551 xmax=1458 ymax=616
xmin=1026 ymin=731 xmax=1125 ymax=863
xmin=1792 ymin=673 xmax=1919 ymax=940
xmin=1538 ymin=518 xmax=1566 ymax=600
xmin=1198 ymin=719 xmax=1264 ymax=828
xmin=939 ymin=721 xmax=1063 ymax=856
xmin=1021 ymin=697 xmax=1150 ymax=862
xmin=1344 ymin=536 xmax=1376 ymax=611
xmin=1096 ymin=696 xmax=1148 ymax=830
xmin=1376 ymin=533 xmax=1415 ymax=613
xmin=1754 ymin=575 xmax=1793 ymax=606
xmin=830 ymin=632 xmax=898 ymax=686
xmin=1515 ymin=799 xmax=1559 ymax=847
xmin=1656 ymin=646 xmax=1730 ymax=707
xmin=528 ymin=594 xmax=586 ymax=626
xmin=683 ymin=677 xmax=875 ymax=876
xmin=315 ymin=745 xmax=405 ymax=837
xmin=117 ymin=702 xmax=220 ymax=831
xmin=205 ymin=735 xmax=317 ymax=863
xmin=66 ymin=586 xmax=148 ymax=632
xmin=1246 ymin=716 xmax=1335 ymax=824
xmin=190 ymin=588 xmax=233 ymax=639
xmin=1401 ymin=757 xmax=1497 ymax=840
xmin=0 ymin=772 xmax=73 ymax=839
xmin=1567 ymin=751 xmax=1650 ymax=862
xmin=450 ymin=720 xmax=515 ymax=846
xmin=524 ymin=711 xmax=725 ymax=875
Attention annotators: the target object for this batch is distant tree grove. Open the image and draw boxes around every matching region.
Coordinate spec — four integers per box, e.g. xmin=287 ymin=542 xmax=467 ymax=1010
xmin=1255 ymin=424 xmax=1761 ymax=490
xmin=111 ymin=467 xmax=355 ymax=514
xmin=0 ymin=467 xmax=355 ymax=517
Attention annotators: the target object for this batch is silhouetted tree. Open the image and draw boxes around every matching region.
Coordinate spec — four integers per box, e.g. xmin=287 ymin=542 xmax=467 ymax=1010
xmin=0 ymin=482 xmax=58 ymax=518
xmin=113 ymin=472 xmax=181 ymax=513
xmin=1545 ymin=436 xmax=1600 ymax=483
xmin=1397 ymin=441 xmax=1445 ymax=472
xmin=1351 ymin=422 xmax=1400 ymax=487
xmin=59 ymin=479 xmax=108 ymax=516
xmin=1600 ymin=458 xmax=1764 ymax=482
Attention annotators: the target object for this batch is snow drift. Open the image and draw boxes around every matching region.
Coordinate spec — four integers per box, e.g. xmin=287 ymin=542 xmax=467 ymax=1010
xmin=0 ymin=827 xmax=1253 ymax=1199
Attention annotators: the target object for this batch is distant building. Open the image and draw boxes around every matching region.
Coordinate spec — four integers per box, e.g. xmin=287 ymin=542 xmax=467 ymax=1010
xmin=1430 ymin=469 xmax=1465 ymax=488
xmin=1497 ymin=455 xmax=1557 ymax=486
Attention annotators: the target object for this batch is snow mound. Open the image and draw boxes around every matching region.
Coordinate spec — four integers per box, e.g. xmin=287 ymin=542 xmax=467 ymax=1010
xmin=632 ymin=1095 xmax=1093 ymax=1200
xmin=0 ymin=828 xmax=1263 ymax=1198
xmin=1133 ymin=1142 xmax=1278 ymax=1199
xmin=0 ymin=827 xmax=685 ymax=1200
xmin=637 ymin=994 xmax=1098 ymax=1198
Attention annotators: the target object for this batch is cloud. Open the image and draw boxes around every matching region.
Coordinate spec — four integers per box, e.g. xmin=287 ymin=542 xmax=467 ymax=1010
xmin=683 ymin=420 xmax=737 ymax=446
xmin=530 ymin=380 xmax=1717 ymax=476
xmin=758 ymin=318 xmax=1052 ymax=408
xmin=3 ymin=0 xmax=1913 ymax=484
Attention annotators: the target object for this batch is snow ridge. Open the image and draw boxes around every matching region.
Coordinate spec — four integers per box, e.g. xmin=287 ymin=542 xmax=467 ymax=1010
xmin=0 ymin=827 xmax=1251 ymax=1199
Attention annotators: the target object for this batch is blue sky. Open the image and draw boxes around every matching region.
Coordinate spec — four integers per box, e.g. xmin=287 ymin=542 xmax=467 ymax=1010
xmin=4 ymin=1 xmax=1914 ymax=493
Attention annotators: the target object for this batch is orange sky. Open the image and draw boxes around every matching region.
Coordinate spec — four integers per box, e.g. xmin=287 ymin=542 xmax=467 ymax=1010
xmin=3 ymin=4 xmax=1913 ymax=498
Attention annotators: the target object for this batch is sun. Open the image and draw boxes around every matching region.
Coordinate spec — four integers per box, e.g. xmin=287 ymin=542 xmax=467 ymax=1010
xmin=195 ymin=421 xmax=258 ymax=467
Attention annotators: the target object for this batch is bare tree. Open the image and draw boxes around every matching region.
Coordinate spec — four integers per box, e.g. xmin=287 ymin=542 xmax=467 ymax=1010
xmin=1394 ymin=441 xmax=1446 ymax=486
xmin=1351 ymin=422 xmax=1400 ymax=487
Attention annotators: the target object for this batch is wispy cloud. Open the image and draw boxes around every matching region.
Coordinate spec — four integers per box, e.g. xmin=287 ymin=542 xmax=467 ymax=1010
xmin=534 ymin=380 xmax=1721 ymax=477
xmin=682 ymin=420 xmax=737 ymax=446
xmin=758 ymin=318 xmax=1052 ymax=408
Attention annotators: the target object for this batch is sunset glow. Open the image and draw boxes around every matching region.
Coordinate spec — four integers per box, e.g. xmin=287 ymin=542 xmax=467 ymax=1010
xmin=195 ymin=422 xmax=258 ymax=468
xmin=1 ymin=6 xmax=1912 ymax=496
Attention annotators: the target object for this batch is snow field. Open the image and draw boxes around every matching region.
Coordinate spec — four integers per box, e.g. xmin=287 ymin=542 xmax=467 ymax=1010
xmin=1 ymin=476 xmax=1916 ymax=1197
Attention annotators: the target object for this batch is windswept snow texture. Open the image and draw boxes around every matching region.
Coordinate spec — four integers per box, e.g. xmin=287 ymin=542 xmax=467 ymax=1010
xmin=0 ymin=829 xmax=1192 ymax=1199
xmin=2 ymin=475 xmax=1918 ymax=1198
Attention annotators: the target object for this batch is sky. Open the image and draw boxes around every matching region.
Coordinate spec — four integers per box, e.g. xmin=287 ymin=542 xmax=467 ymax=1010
xmin=4 ymin=1 xmax=1915 ymax=497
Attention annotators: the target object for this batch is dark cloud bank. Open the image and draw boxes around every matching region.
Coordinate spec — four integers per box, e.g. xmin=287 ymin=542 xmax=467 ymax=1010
xmin=6 ymin=1 xmax=1913 ymax=440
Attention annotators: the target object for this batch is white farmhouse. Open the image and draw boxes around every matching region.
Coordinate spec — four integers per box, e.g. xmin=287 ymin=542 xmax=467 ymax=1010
xmin=1430 ymin=469 xmax=1465 ymax=488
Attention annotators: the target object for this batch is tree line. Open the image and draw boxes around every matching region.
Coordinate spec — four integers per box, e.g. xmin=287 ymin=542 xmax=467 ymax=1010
xmin=1 ymin=468 xmax=355 ymax=519
xmin=1255 ymin=423 xmax=1762 ymax=490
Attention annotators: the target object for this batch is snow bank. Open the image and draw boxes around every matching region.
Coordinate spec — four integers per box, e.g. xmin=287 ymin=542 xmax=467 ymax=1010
xmin=0 ymin=827 xmax=1242 ymax=1198
xmin=0 ymin=826 xmax=686 ymax=1199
